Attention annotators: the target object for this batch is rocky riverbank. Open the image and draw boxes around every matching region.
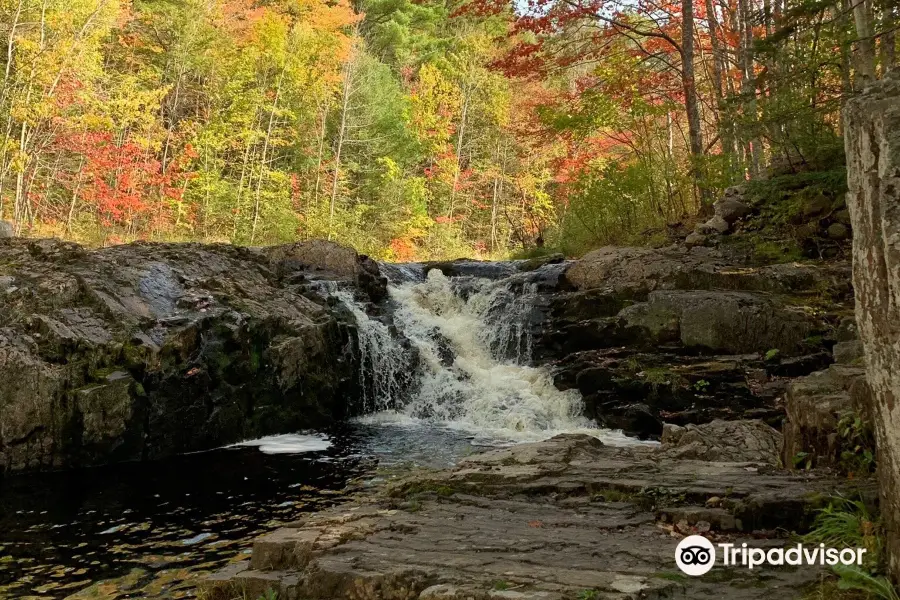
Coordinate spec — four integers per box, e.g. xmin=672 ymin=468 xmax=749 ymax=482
xmin=0 ymin=238 xmax=384 ymax=473
xmin=201 ymin=430 xmax=874 ymax=600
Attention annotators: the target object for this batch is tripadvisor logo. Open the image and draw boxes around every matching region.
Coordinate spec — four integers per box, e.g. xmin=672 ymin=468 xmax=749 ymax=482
xmin=676 ymin=536 xmax=716 ymax=576
xmin=675 ymin=535 xmax=868 ymax=576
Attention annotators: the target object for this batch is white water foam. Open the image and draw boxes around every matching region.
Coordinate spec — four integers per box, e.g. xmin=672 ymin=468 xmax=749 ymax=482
xmin=229 ymin=433 xmax=332 ymax=454
xmin=331 ymin=289 xmax=412 ymax=413
xmin=338 ymin=268 xmax=643 ymax=446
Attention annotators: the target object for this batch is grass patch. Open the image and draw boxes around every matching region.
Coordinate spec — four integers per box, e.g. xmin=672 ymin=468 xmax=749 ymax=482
xmin=803 ymin=497 xmax=881 ymax=564
xmin=801 ymin=496 xmax=897 ymax=600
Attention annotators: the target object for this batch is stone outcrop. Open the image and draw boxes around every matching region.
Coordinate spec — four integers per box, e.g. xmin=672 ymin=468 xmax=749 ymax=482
xmin=0 ymin=238 xmax=367 ymax=473
xmin=781 ymin=364 xmax=872 ymax=470
xmin=202 ymin=434 xmax=871 ymax=600
xmin=620 ymin=290 xmax=815 ymax=354
xmin=263 ymin=240 xmax=387 ymax=301
xmin=542 ymin=245 xmax=851 ymax=439
xmin=844 ymin=72 xmax=900 ymax=578
xmin=561 ymin=245 xmax=850 ymax=298
xmin=657 ymin=419 xmax=782 ymax=465
xmin=0 ymin=220 xmax=13 ymax=238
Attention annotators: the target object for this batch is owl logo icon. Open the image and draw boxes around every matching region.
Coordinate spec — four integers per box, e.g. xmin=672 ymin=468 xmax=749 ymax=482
xmin=675 ymin=535 xmax=716 ymax=576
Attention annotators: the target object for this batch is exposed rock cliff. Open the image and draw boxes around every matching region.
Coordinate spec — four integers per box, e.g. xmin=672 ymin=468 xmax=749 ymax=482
xmin=844 ymin=72 xmax=900 ymax=579
xmin=0 ymin=238 xmax=379 ymax=473
xmin=542 ymin=244 xmax=852 ymax=438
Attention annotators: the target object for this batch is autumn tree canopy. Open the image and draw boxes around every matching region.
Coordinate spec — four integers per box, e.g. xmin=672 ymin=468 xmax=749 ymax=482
xmin=0 ymin=0 xmax=895 ymax=257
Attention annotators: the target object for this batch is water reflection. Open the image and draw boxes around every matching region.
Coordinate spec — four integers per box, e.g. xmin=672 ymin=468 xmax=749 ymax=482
xmin=0 ymin=423 xmax=487 ymax=599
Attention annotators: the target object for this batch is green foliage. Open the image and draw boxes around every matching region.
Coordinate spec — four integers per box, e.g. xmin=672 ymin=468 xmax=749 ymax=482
xmin=837 ymin=412 xmax=876 ymax=476
xmin=258 ymin=589 xmax=278 ymax=600
xmin=745 ymin=170 xmax=847 ymax=213
xmin=803 ymin=497 xmax=882 ymax=569
xmin=831 ymin=566 xmax=900 ymax=600
xmin=802 ymin=499 xmax=896 ymax=599
xmin=555 ymin=157 xmax=693 ymax=256
xmin=577 ymin=590 xmax=601 ymax=600
xmin=793 ymin=451 xmax=813 ymax=470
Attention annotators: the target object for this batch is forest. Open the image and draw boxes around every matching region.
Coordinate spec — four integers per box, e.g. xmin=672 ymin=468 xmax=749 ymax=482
xmin=0 ymin=0 xmax=894 ymax=260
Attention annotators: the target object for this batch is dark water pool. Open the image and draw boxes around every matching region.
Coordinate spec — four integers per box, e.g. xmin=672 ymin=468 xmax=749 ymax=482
xmin=0 ymin=423 xmax=481 ymax=600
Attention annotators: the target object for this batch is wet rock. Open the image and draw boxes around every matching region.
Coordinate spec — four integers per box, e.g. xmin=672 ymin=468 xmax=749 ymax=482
xmin=518 ymin=253 xmax=566 ymax=272
xmin=766 ymin=352 xmax=833 ymax=377
xmin=0 ymin=239 xmax=359 ymax=473
xmin=423 ymin=258 xmax=520 ymax=280
xmin=264 ymin=239 xmax=387 ymax=301
xmin=657 ymin=419 xmax=782 ymax=465
xmin=586 ymin=398 xmax=661 ymax=438
xmin=555 ymin=350 xmax=786 ymax=439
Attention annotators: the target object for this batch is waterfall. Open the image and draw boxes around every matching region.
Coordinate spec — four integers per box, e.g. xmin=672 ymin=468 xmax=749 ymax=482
xmin=333 ymin=265 xmax=636 ymax=445
xmin=330 ymin=289 xmax=413 ymax=413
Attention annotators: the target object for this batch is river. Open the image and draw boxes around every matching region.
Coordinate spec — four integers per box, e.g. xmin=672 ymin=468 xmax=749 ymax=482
xmin=0 ymin=261 xmax=640 ymax=599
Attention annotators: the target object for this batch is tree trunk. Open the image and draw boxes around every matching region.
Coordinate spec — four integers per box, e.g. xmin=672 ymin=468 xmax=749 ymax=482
xmin=448 ymin=76 xmax=471 ymax=223
xmin=738 ymin=0 xmax=763 ymax=176
xmin=853 ymin=0 xmax=877 ymax=82
xmin=329 ymin=52 xmax=354 ymax=242
xmin=704 ymin=0 xmax=734 ymax=156
xmin=681 ymin=0 xmax=708 ymax=202
xmin=843 ymin=75 xmax=900 ymax=584
xmin=250 ymin=68 xmax=283 ymax=245
xmin=880 ymin=0 xmax=896 ymax=73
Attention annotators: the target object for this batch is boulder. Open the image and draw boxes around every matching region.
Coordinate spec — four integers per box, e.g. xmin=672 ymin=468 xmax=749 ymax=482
xmin=0 ymin=239 xmax=360 ymax=473
xmin=835 ymin=316 xmax=859 ymax=342
xmin=684 ymin=231 xmax=708 ymax=248
xmin=802 ymin=194 xmax=832 ymax=219
xmin=563 ymin=246 xmax=692 ymax=293
xmin=657 ymin=419 xmax=782 ymax=465
xmin=714 ymin=196 xmax=752 ymax=224
xmin=562 ymin=245 xmax=850 ymax=299
xmin=0 ymin=220 xmax=13 ymax=238
xmin=834 ymin=209 xmax=852 ymax=225
xmin=620 ymin=290 xmax=816 ymax=354
xmin=697 ymin=214 xmax=730 ymax=235
xmin=263 ymin=239 xmax=387 ymax=301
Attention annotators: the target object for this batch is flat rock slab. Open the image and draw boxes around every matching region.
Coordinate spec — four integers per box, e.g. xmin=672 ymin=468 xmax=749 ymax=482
xmin=203 ymin=434 xmax=873 ymax=600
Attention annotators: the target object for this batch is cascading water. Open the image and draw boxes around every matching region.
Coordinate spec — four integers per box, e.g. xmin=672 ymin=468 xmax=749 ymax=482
xmin=336 ymin=264 xmax=638 ymax=445
xmin=331 ymin=288 xmax=413 ymax=414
